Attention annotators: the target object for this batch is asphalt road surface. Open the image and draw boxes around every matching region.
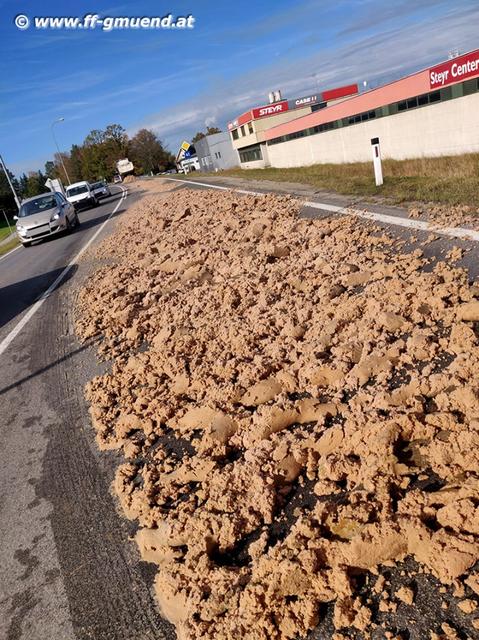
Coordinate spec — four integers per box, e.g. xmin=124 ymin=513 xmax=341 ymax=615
xmin=0 ymin=185 xmax=175 ymax=640
xmin=1 ymin=178 xmax=479 ymax=640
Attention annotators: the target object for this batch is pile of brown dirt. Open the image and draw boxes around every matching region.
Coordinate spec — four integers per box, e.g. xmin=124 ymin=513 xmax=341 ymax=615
xmin=76 ymin=188 xmax=479 ymax=639
xmin=122 ymin=174 xmax=136 ymax=184
xmin=408 ymin=203 xmax=479 ymax=229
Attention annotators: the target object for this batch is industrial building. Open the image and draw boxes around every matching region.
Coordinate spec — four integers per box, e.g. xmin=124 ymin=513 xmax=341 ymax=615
xmin=227 ymin=85 xmax=358 ymax=169
xmin=228 ymin=48 xmax=479 ymax=169
xmin=194 ymin=131 xmax=238 ymax=172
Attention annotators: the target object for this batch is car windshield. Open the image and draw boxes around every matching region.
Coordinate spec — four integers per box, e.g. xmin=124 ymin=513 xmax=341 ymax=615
xmin=67 ymin=185 xmax=88 ymax=196
xmin=91 ymin=182 xmax=104 ymax=189
xmin=19 ymin=195 xmax=57 ymax=217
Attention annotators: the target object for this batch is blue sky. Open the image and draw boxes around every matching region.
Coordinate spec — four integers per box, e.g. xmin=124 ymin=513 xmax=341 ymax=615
xmin=1 ymin=0 xmax=478 ymax=176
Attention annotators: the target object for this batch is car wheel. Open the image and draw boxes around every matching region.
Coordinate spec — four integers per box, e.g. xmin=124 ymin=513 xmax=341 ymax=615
xmin=74 ymin=212 xmax=80 ymax=227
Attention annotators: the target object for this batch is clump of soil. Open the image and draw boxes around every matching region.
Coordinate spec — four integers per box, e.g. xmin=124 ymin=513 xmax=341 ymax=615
xmin=76 ymin=186 xmax=479 ymax=639
xmin=408 ymin=203 xmax=479 ymax=229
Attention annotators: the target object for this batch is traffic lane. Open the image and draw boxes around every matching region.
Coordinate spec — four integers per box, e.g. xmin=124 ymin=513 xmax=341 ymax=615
xmin=0 ymin=188 xmax=126 ymax=335
xmin=0 ymin=187 xmax=125 ymax=284
xmin=167 ymin=178 xmax=479 ymax=281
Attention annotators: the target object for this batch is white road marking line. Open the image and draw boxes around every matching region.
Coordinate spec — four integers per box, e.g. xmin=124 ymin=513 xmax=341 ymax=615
xmin=0 ymin=186 xmax=127 ymax=357
xmin=0 ymin=243 xmax=21 ymax=263
xmin=166 ymin=177 xmax=231 ymax=191
xmin=165 ymin=177 xmax=479 ymax=242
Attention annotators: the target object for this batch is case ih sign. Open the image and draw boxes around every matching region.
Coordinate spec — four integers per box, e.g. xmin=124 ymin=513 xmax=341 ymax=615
xmin=429 ymin=50 xmax=479 ymax=89
xmin=288 ymin=94 xmax=320 ymax=109
xmin=251 ymin=100 xmax=289 ymax=119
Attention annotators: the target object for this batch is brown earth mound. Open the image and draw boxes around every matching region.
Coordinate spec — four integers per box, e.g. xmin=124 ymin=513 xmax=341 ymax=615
xmin=408 ymin=203 xmax=479 ymax=230
xmin=76 ymin=186 xmax=479 ymax=639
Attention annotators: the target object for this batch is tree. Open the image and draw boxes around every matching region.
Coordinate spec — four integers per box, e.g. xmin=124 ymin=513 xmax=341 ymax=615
xmin=24 ymin=171 xmax=47 ymax=198
xmin=191 ymin=126 xmax=222 ymax=144
xmin=18 ymin=174 xmax=29 ymax=199
xmin=69 ymin=145 xmax=84 ymax=183
xmin=104 ymin=124 xmax=128 ymax=147
xmin=44 ymin=161 xmax=56 ymax=179
xmin=81 ymin=124 xmax=129 ymax=180
xmin=103 ymin=124 xmax=129 ymax=175
xmin=129 ymin=128 xmax=174 ymax=175
xmin=6 ymin=121 xmax=143 ymax=205
xmin=0 ymin=167 xmax=19 ymax=214
xmin=84 ymin=129 xmax=105 ymax=146
xmin=52 ymin=152 xmax=74 ymax=184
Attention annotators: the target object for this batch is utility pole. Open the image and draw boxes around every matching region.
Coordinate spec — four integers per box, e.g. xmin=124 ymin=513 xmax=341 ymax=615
xmin=51 ymin=117 xmax=71 ymax=185
xmin=0 ymin=153 xmax=21 ymax=210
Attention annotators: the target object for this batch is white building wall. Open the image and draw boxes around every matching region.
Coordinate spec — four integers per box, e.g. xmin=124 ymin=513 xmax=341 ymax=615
xmin=267 ymin=93 xmax=479 ymax=168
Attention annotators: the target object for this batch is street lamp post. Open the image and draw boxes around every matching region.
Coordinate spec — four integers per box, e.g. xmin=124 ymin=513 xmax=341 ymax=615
xmin=51 ymin=117 xmax=71 ymax=185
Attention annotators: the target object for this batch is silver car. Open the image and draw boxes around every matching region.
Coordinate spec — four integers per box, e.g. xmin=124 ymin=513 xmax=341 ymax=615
xmin=91 ymin=180 xmax=111 ymax=200
xmin=14 ymin=192 xmax=79 ymax=248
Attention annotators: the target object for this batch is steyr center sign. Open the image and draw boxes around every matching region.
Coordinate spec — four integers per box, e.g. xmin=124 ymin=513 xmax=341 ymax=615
xmin=429 ymin=50 xmax=479 ymax=89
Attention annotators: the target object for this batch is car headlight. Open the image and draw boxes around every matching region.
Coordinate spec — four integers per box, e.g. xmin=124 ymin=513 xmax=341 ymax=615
xmin=50 ymin=212 xmax=60 ymax=221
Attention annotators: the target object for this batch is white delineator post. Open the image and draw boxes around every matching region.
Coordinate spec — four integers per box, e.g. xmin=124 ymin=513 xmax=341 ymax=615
xmin=371 ymin=137 xmax=383 ymax=186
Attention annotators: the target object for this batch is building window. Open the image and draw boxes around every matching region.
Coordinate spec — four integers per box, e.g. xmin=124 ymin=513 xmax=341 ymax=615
xmin=463 ymin=77 xmax=479 ymax=95
xmin=311 ymin=102 xmax=327 ymax=112
xmin=232 ymin=129 xmax=239 ymax=140
xmin=240 ymin=125 xmax=246 ymax=136
xmin=248 ymin=122 xmax=254 ymax=134
xmin=348 ymin=109 xmax=378 ymax=125
xmin=239 ymin=144 xmax=263 ymax=163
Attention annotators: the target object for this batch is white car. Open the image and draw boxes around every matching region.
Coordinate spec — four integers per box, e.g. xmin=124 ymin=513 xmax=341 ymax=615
xmin=66 ymin=181 xmax=98 ymax=210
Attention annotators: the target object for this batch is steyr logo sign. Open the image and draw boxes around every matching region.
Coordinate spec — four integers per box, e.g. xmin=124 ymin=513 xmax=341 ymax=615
xmin=252 ymin=100 xmax=289 ymax=119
